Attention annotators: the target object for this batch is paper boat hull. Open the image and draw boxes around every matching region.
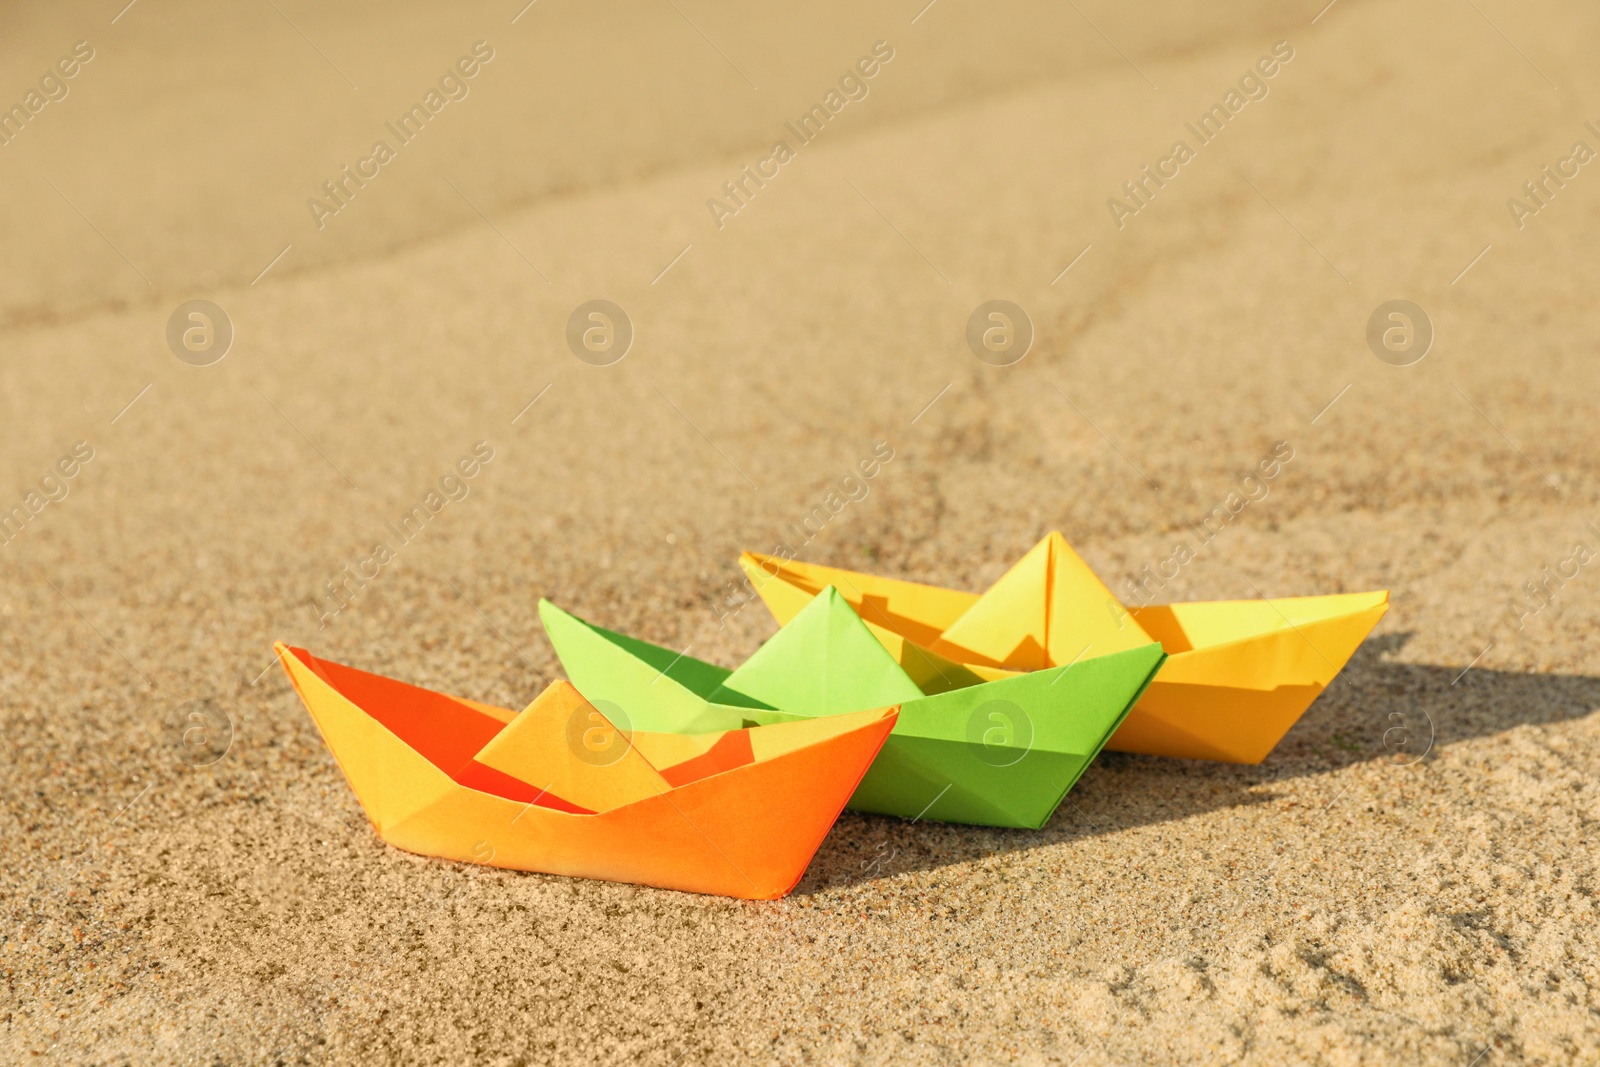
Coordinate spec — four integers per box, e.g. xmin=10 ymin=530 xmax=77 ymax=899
xmin=844 ymin=736 xmax=1102 ymax=829
xmin=842 ymin=643 xmax=1161 ymax=827
xmin=1113 ymin=593 xmax=1390 ymax=762
xmin=276 ymin=643 xmax=895 ymax=899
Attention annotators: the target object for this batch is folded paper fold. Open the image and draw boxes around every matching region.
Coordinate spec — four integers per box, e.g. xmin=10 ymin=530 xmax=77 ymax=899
xmin=739 ymin=532 xmax=1388 ymax=764
xmin=276 ymin=642 xmax=896 ymax=899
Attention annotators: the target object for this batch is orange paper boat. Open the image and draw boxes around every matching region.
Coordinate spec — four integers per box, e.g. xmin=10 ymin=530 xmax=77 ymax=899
xmin=738 ymin=533 xmax=1389 ymax=764
xmin=275 ymin=642 xmax=897 ymax=899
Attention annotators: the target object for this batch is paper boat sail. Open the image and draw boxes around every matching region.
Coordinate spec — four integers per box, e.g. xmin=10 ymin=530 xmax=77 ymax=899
xmin=539 ymin=588 xmax=1165 ymax=829
xmin=275 ymin=642 xmax=896 ymax=899
xmin=738 ymin=532 xmax=1389 ymax=764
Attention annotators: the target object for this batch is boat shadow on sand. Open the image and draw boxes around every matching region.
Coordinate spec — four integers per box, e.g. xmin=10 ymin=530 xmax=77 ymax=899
xmin=798 ymin=632 xmax=1600 ymax=894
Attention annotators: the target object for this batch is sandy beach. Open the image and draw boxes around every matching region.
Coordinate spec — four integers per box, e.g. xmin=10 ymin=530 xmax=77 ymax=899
xmin=4 ymin=0 xmax=1598 ymax=1062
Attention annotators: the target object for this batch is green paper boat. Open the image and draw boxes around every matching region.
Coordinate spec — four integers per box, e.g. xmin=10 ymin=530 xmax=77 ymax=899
xmin=538 ymin=587 xmax=1166 ymax=829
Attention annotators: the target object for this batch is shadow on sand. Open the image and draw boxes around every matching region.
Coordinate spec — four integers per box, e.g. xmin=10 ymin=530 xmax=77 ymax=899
xmin=798 ymin=632 xmax=1600 ymax=894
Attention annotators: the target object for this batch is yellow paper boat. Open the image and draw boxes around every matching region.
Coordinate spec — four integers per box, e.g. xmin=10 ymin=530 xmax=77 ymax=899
xmin=275 ymin=642 xmax=897 ymax=899
xmin=738 ymin=533 xmax=1388 ymax=763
